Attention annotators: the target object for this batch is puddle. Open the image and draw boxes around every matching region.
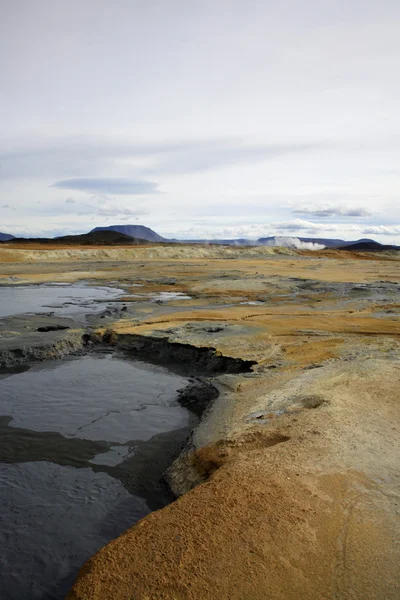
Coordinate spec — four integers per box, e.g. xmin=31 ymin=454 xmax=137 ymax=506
xmin=0 ymin=355 xmax=190 ymax=441
xmin=124 ymin=291 xmax=192 ymax=303
xmin=152 ymin=292 xmax=192 ymax=302
xmin=0 ymin=354 xmax=195 ymax=600
xmin=0 ymin=282 xmax=125 ymax=320
xmin=0 ymin=462 xmax=146 ymax=600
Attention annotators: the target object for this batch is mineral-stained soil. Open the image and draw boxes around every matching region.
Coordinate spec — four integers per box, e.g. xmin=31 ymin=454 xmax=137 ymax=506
xmin=0 ymin=243 xmax=399 ymax=600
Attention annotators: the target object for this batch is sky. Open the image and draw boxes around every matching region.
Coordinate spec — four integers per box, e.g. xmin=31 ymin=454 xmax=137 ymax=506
xmin=1 ymin=0 xmax=400 ymax=242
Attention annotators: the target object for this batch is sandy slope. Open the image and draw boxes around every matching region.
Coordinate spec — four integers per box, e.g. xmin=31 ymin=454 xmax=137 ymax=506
xmin=0 ymin=243 xmax=294 ymax=263
xmin=67 ymin=359 xmax=400 ymax=600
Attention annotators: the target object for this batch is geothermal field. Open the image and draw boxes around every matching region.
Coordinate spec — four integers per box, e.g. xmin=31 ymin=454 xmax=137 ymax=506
xmin=0 ymin=242 xmax=399 ymax=600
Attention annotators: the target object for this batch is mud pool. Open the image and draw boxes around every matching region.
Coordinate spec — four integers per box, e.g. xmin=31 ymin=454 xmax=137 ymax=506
xmin=0 ymin=283 xmax=125 ymax=320
xmin=0 ymin=354 xmax=196 ymax=600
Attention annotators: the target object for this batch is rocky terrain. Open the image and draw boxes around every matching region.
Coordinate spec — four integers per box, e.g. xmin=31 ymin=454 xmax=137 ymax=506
xmin=0 ymin=242 xmax=399 ymax=600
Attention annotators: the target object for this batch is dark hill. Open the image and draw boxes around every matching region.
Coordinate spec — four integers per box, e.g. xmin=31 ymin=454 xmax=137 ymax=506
xmin=337 ymin=240 xmax=399 ymax=252
xmin=0 ymin=232 xmax=14 ymax=241
xmin=3 ymin=230 xmax=148 ymax=246
xmin=336 ymin=238 xmax=376 ymax=247
xmin=90 ymin=224 xmax=166 ymax=242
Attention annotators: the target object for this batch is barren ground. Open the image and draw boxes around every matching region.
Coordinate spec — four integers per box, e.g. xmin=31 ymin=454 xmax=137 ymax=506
xmin=0 ymin=243 xmax=399 ymax=600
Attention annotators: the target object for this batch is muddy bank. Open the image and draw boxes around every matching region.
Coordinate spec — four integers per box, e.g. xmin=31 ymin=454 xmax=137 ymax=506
xmin=0 ymin=309 xmax=257 ymax=600
xmin=0 ymin=315 xmax=243 ymax=502
xmin=66 ymin=358 xmax=400 ymax=600
xmin=0 ymin=309 xmax=252 ymax=497
xmin=86 ymin=329 xmax=256 ymax=376
xmin=0 ymin=326 xmax=85 ymax=368
xmin=0 ymin=351 xmax=213 ymax=600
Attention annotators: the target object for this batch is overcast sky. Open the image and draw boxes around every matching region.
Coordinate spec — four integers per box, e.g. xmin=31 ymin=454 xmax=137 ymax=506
xmin=1 ymin=0 xmax=400 ymax=241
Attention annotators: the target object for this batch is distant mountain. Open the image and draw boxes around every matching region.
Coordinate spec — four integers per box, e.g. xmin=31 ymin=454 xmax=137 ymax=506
xmin=91 ymin=224 xmax=166 ymax=242
xmin=0 ymin=232 xmax=14 ymax=241
xmin=2 ymin=226 xmax=396 ymax=252
xmin=4 ymin=230 xmax=148 ymax=246
xmin=179 ymin=236 xmax=351 ymax=248
xmin=334 ymin=238 xmax=376 ymax=248
xmin=337 ymin=240 xmax=400 ymax=252
xmin=179 ymin=236 xmax=383 ymax=249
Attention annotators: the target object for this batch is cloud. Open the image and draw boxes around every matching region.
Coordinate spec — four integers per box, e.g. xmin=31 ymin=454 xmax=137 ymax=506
xmin=362 ymin=225 xmax=400 ymax=235
xmin=97 ymin=205 xmax=150 ymax=217
xmin=0 ymin=136 xmax=329 ymax=181
xmin=52 ymin=177 xmax=159 ymax=195
xmin=173 ymin=222 xmax=346 ymax=240
xmin=275 ymin=219 xmax=338 ymax=232
xmin=175 ymin=224 xmax=273 ymax=240
xmin=59 ymin=195 xmax=151 ymax=219
xmin=274 ymin=219 xmax=400 ymax=238
xmin=138 ymin=140 xmax=329 ymax=176
xmin=293 ymin=205 xmax=372 ymax=218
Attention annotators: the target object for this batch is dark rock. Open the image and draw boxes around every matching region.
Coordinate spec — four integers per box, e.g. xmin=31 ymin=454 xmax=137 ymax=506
xmin=177 ymin=381 xmax=219 ymax=417
xmin=37 ymin=325 xmax=70 ymax=332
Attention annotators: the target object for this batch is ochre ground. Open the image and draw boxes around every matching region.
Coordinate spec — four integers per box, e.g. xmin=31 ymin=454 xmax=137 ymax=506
xmin=0 ymin=244 xmax=399 ymax=600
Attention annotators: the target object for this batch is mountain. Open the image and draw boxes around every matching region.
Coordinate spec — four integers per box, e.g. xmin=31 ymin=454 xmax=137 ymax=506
xmin=90 ymin=224 xmax=166 ymax=242
xmin=334 ymin=238 xmax=376 ymax=248
xmin=0 ymin=232 xmax=14 ymax=241
xmin=179 ymin=236 xmax=353 ymax=248
xmin=337 ymin=240 xmax=400 ymax=252
xmin=181 ymin=236 xmax=382 ymax=249
xmin=2 ymin=226 xmax=396 ymax=251
xmin=4 ymin=230 xmax=148 ymax=246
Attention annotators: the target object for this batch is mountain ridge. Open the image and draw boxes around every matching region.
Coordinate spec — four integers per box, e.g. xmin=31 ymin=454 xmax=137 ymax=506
xmin=90 ymin=224 xmax=166 ymax=242
xmin=1 ymin=230 xmax=148 ymax=246
xmin=0 ymin=232 xmax=14 ymax=241
xmin=1 ymin=224 xmax=398 ymax=251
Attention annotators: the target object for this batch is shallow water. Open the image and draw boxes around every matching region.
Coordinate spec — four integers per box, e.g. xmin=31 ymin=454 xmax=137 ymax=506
xmin=0 ymin=354 xmax=194 ymax=600
xmin=0 ymin=283 xmax=125 ymax=319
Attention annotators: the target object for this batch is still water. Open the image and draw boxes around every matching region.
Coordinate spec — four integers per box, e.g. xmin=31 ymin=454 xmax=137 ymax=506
xmin=0 ymin=283 xmax=125 ymax=319
xmin=0 ymin=354 xmax=194 ymax=600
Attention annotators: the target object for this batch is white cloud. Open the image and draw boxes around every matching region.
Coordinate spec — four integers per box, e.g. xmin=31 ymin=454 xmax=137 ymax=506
xmin=273 ymin=219 xmax=400 ymax=239
xmin=97 ymin=205 xmax=150 ymax=218
xmin=275 ymin=219 xmax=339 ymax=233
xmin=60 ymin=196 xmax=151 ymax=219
xmin=176 ymin=224 xmax=274 ymax=240
xmin=292 ymin=205 xmax=372 ymax=218
xmin=362 ymin=225 xmax=400 ymax=235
